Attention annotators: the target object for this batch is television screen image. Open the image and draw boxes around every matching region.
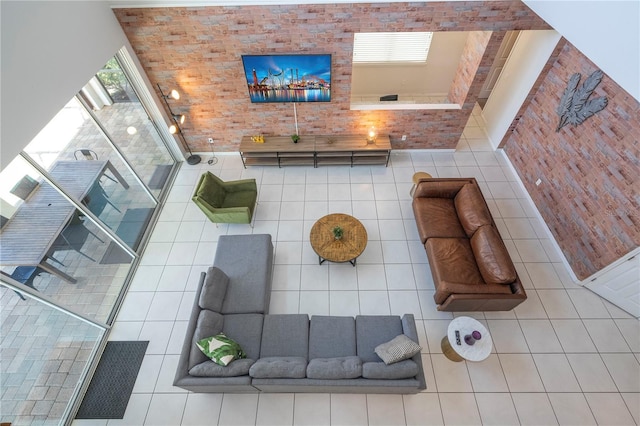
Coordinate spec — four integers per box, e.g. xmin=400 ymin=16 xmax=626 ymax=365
xmin=242 ymin=54 xmax=331 ymax=103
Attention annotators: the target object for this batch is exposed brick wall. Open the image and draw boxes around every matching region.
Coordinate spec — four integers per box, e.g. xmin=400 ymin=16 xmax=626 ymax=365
xmin=113 ymin=2 xmax=549 ymax=152
xmin=504 ymin=41 xmax=640 ymax=280
xmin=448 ymin=31 xmax=492 ymax=105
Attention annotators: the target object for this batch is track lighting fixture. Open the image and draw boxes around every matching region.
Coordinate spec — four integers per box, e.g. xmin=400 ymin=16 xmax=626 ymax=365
xmin=157 ymin=83 xmax=201 ymax=165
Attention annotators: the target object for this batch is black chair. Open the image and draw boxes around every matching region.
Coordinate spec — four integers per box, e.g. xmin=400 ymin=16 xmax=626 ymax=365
xmin=49 ymin=210 xmax=104 ymax=263
xmin=74 ymin=149 xmax=99 ymax=161
xmin=10 ymin=175 xmax=39 ymax=201
xmin=2 ymin=266 xmax=47 ymax=300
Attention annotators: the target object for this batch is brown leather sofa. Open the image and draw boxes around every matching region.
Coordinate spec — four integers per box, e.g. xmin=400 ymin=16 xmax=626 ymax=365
xmin=412 ymin=178 xmax=527 ymax=311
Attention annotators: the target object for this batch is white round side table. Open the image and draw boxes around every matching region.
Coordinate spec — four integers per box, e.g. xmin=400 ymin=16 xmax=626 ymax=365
xmin=441 ymin=316 xmax=492 ymax=362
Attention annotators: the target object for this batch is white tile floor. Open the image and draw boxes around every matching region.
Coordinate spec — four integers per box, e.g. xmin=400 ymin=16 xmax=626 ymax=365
xmin=74 ymin=110 xmax=640 ymax=426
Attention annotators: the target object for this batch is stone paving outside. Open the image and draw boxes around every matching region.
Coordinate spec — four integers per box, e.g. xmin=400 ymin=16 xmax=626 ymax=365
xmin=1 ymin=99 xmax=176 ymax=425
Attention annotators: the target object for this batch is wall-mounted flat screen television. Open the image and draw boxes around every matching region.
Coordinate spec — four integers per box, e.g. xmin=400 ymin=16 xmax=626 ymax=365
xmin=242 ymin=54 xmax=331 ymax=103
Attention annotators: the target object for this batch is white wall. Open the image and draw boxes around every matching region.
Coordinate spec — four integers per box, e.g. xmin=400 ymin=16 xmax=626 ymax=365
xmin=483 ymin=30 xmax=562 ymax=149
xmin=351 ymin=32 xmax=469 ymax=97
xmin=523 ymin=0 xmax=640 ymax=102
xmin=0 ymin=1 xmax=128 ymax=170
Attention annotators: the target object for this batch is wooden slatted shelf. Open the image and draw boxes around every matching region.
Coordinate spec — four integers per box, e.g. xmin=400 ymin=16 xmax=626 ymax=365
xmin=240 ymin=135 xmax=391 ymax=168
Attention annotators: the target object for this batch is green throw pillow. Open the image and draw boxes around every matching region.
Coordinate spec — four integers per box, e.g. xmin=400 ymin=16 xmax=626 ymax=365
xmin=197 ymin=334 xmax=246 ymax=366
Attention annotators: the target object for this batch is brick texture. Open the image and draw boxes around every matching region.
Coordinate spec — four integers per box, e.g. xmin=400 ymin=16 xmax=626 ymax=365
xmin=113 ymin=2 xmax=549 ymax=152
xmin=504 ymin=41 xmax=640 ymax=280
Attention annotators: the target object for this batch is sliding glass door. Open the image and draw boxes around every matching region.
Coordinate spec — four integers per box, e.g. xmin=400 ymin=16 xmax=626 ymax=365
xmin=91 ymin=57 xmax=175 ymax=198
xmin=0 ymin=51 xmax=178 ymax=426
xmin=24 ymin=97 xmax=157 ymax=252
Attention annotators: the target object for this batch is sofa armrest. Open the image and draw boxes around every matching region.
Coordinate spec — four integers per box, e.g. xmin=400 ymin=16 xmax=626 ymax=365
xmin=174 ymin=272 xmax=206 ymax=387
xmin=439 ymin=292 xmax=528 ymax=312
xmin=401 ymin=314 xmax=426 ymax=390
xmin=434 ymin=280 xmax=513 ymax=305
xmin=193 ymin=197 xmax=252 ymax=223
xmin=209 ymin=206 xmax=251 ymax=216
xmin=413 ymin=179 xmax=472 ymax=199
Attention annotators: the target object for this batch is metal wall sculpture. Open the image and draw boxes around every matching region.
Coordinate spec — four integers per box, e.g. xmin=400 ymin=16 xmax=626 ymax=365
xmin=556 ymin=69 xmax=608 ymax=132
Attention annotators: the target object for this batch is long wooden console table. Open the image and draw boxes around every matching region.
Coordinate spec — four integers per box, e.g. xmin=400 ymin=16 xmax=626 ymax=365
xmin=239 ymin=135 xmax=391 ymax=168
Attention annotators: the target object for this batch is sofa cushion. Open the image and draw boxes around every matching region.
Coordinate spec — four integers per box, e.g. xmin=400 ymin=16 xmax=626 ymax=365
xmin=356 ymin=316 xmax=403 ymax=363
xmin=197 ymin=172 xmax=226 ymax=208
xmin=425 ymin=238 xmax=485 ymax=285
xmin=215 ymin=234 xmax=273 ymax=314
xmin=374 ymin=334 xmax=421 ymax=365
xmin=309 ymin=316 xmax=356 ymax=359
xmin=199 ymin=267 xmax=229 ymax=312
xmin=189 ymin=358 xmax=255 ymax=377
xmin=196 ymin=333 xmax=246 ymax=366
xmin=413 ymin=198 xmax=467 ymax=242
xmin=260 ymin=314 xmax=309 ymax=358
xmin=249 ymin=357 xmax=307 ymax=378
xmin=189 ymin=310 xmax=224 ymax=370
xmin=222 ymin=313 xmax=264 ymax=360
xmin=454 ymin=183 xmax=492 ymax=237
xmin=362 ymin=359 xmax=419 ymax=380
xmin=471 ymin=225 xmax=517 ymax=284
xmin=306 ymin=356 xmax=363 ymax=379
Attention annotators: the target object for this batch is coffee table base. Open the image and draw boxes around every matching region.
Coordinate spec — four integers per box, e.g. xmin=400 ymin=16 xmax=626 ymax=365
xmin=441 ymin=336 xmax=464 ymax=362
xmin=318 ymin=256 xmax=357 ymax=266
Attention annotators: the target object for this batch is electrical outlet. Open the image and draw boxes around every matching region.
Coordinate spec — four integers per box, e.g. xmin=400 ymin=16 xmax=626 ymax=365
xmin=401 ymin=135 xmax=407 ymax=141
xmin=207 ymin=138 xmax=214 ymax=144
xmin=535 ymin=178 xmax=542 ymax=186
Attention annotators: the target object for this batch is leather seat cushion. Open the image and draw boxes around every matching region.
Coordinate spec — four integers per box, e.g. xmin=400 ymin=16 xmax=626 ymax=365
xmin=413 ymin=198 xmax=467 ymax=242
xmin=426 ymin=238 xmax=515 ymax=305
xmin=425 ymin=238 xmax=484 ymax=285
xmin=454 ymin=183 xmax=492 ymax=237
xmin=471 ymin=225 xmax=517 ymax=284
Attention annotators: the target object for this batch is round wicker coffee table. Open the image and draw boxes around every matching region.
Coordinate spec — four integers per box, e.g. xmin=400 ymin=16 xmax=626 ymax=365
xmin=310 ymin=213 xmax=367 ymax=266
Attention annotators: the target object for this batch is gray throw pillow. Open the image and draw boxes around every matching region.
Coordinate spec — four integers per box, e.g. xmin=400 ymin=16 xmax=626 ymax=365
xmin=199 ymin=267 xmax=229 ymax=312
xmin=374 ymin=334 xmax=421 ymax=365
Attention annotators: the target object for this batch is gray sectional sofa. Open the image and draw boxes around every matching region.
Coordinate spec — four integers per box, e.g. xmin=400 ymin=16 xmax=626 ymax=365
xmin=174 ymin=233 xmax=426 ymax=394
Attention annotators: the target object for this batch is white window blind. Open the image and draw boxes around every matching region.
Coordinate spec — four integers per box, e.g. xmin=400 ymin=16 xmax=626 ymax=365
xmin=353 ymin=32 xmax=434 ymax=63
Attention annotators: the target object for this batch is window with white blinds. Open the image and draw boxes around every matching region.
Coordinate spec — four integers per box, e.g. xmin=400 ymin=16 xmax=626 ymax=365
xmin=353 ymin=32 xmax=434 ymax=63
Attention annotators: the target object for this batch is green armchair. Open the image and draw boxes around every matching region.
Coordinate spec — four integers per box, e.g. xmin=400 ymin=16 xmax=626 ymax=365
xmin=192 ymin=172 xmax=258 ymax=225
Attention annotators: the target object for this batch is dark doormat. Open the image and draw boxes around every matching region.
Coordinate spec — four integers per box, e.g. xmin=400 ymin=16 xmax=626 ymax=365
xmin=148 ymin=164 xmax=173 ymax=190
xmin=75 ymin=340 xmax=149 ymax=419
xmin=100 ymin=208 xmax=153 ymax=264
